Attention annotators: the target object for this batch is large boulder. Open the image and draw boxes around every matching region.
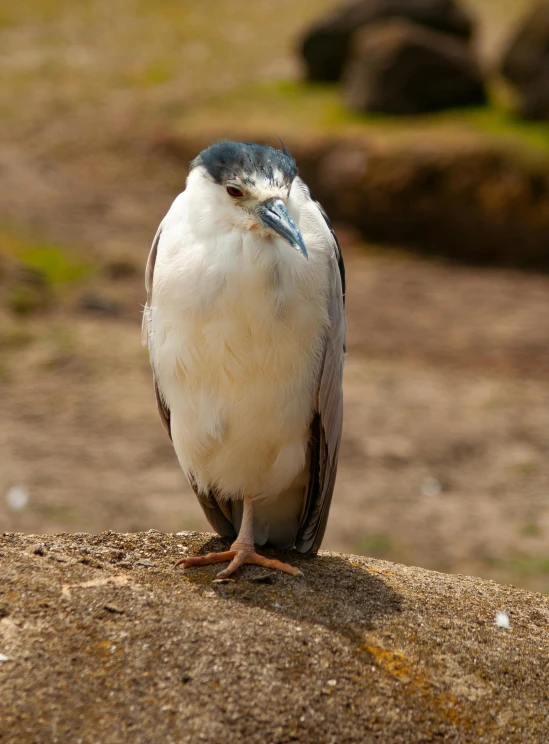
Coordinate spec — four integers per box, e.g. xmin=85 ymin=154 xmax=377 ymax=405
xmin=501 ymin=1 xmax=549 ymax=87
xmin=500 ymin=2 xmax=549 ymax=119
xmin=2 ymin=531 xmax=549 ymax=742
xmin=301 ymin=0 xmax=474 ymax=82
xmin=343 ymin=21 xmax=486 ymax=115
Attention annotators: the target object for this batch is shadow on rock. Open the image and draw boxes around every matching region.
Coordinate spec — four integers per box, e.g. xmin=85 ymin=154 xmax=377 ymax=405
xmin=185 ymin=536 xmax=403 ymax=644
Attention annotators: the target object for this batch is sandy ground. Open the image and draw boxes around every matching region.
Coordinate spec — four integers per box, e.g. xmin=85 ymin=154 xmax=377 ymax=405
xmin=2 ymin=241 xmax=549 ymax=593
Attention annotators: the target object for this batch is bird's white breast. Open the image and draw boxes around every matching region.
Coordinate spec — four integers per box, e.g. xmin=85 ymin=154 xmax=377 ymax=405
xmin=149 ymin=186 xmax=331 ymax=500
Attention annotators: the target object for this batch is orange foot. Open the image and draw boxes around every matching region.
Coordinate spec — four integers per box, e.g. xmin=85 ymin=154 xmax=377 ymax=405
xmin=175 ymin=548 xmax=304 ymax=579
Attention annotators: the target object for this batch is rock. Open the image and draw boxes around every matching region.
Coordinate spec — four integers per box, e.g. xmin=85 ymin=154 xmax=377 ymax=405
xmin=301 ymin=0 xmax=474 ymax=82
xmin=296 ymin=138 xmax=549 ymax=268
xmin=515 ymin=72 xmax=549 ymax=120
xmin=344 ymin=21 xmax=486 ymax=115
xmin=501 ymin=2 xmax=549 ymax=87
xmin=103 ymin=603 xmax=125 ymax=614
xmin=500 ymin=2 xmax=549 ymax=120
xmin=2 ymin=531 xmax=549 ymax=742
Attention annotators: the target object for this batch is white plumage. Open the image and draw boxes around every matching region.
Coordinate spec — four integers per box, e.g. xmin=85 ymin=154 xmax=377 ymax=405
xmin=143 ymin=142 xmax=345 ymax=576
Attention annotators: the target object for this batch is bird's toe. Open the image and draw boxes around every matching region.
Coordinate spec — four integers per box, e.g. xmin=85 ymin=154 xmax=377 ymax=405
xmin=175 ymin=548 xmax=303 ymax=579
xmin=174 ymin=550 xmax=236 ymax=569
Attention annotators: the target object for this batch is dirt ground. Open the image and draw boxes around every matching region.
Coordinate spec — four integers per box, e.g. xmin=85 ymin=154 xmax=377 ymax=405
xmin=1 ymin=0 xmax=548 ymax=594
xmin=2 ymin=239 xmax=549 ymax=593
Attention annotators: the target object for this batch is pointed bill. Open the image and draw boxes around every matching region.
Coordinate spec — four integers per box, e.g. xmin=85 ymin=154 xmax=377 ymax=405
xmin=255 ymin=198 xmax=308 ymax=258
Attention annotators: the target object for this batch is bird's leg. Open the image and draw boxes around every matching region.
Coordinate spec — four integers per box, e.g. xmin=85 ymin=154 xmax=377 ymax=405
xmin=176 ymin=494 xmax=303 ymax=578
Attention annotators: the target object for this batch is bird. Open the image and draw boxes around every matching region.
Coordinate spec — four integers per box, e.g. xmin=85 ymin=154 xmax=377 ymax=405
xmin=142 ymin=141 xmax=345 ymax=579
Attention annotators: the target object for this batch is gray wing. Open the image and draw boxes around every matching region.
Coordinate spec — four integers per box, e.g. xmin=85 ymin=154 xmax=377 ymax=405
xmin=142 ymin=225 xmax=171 ymax=437
xmin=295 ymin=200 xmax=346 ymax=554
xmin=142 ymin=224 xmax=238 ymax=540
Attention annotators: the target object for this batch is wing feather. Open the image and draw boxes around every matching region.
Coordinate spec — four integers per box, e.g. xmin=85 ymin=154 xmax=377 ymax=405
xmin=295 ymin=197 xmax=346 ymax=554
xmin=142 ymin=225 xmax=171 ymax=437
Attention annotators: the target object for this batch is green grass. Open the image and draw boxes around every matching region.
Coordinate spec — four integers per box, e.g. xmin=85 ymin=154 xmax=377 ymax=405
xmin=433 ymin=103 xmax=549 ymax=152
xmin=0 ymin=326 xmax=35 ymax=349
xmin=0 ymin=0 xmax=339 ymax=133
xmin=512 ymin=555 xmax=549 ymax=576
xmin=138 ymin=61 xmax=174 ymax=87
xmin=0 ymin=229 xmax=95 ymax=286
xmin=2 ymin=0 xmax=547 ymax=162
xmin=511 ymin=460 xmax=539 ymax=476
xmin=356 ymin=534 xmax=395 ymax=559
xmin=19 ymin=246 xmax=92 ymax=285
xmin=0 ymin=228 xmax=95 ymax=315
xmin=175 ymin=78 xmax=549 ymax=157
xmin=521 ymin=522 xmax=543 ymax=538
xmin=483 ymin=551 xmax=549 ymax=592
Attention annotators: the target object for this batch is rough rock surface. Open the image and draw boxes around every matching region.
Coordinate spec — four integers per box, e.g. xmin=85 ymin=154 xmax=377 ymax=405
xmin=1 ymin=531 xmax=549 ymax=743
xmin=500 ymin=2 xmax=549 ymax=120
xmin=301 ymin=0 xmax=474 ymax=82
xmin=344 ymin=21 xmax=486 ymax=115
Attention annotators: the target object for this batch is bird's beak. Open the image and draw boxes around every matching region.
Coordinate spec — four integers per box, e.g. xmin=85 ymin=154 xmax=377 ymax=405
xmin=255 ymin=198 xmax=308 ymax=258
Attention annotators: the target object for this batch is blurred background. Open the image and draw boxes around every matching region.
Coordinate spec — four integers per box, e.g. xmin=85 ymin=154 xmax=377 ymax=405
xmin=1 ymin=0 xmax=549 ymax=592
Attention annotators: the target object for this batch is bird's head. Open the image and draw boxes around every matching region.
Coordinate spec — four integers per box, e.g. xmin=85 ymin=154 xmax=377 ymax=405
xmin=188 ymin=141 xmax=307 ymax=258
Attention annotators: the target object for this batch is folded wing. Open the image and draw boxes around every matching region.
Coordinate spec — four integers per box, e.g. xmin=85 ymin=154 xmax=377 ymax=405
xmin=295 ymin=194 xmax=346 ymax=554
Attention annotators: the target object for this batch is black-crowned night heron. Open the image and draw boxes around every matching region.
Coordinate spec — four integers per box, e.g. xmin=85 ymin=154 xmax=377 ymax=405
xmin=143 ymin=141 xmax=346 ymax=578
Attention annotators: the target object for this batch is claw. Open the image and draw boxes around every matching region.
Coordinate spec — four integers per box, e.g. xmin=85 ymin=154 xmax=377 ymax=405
xmin=174 ymin=548 xmax=303 ymax=579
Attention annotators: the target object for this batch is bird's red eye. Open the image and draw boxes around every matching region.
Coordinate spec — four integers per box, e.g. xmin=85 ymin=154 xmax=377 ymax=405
xmin=226 ymin=186 xmax=244 ymax=198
